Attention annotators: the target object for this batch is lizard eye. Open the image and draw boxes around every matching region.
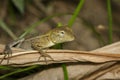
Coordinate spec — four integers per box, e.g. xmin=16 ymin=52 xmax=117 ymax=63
xmin=60 ymin=31 xmax=65 ymax=34
xmin=58 ymin=31 xmax=65 ymax=38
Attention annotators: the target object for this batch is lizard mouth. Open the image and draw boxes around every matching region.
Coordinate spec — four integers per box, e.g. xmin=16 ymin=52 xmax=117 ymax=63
xmin=70 ymin=34 xmax=75 ymax=41
xmin=67 ymin=36 xmax=75 ymax=42
xmin=70 ymin=37 xmax=75 ymax=41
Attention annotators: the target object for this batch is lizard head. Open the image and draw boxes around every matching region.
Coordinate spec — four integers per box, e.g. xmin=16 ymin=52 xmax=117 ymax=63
xmin=50 ymin=26 xmax=75 ymax=44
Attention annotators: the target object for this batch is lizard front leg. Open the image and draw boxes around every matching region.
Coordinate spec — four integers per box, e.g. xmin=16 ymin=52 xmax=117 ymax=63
xmin=38 ymin=49 xmax=54 ymax=64
xmin=31 ymin=43 xmax=54 ymax=64
xmin=0 ymin=38 xmax=25 ymax=64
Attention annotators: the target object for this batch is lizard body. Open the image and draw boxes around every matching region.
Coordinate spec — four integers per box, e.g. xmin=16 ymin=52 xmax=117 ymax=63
xmin=0 ymin=26 xmax=75 ymax=64
xmin=20 ymin=26 xmax=74 ymax=49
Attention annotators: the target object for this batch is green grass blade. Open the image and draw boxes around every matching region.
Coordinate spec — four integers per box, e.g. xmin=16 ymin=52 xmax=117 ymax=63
xmin=62 ymin=64 xmax=68 ymax=80
xmin=0 ymin=19 xmax=17 ymax=40
xmin=12 ymin=0 xmax=24 ymax=14
xmin=62 ymin=1 xmax=85 ymax=80
xmin=68 ymin=0 xmax=84 ymax=27
xmin=19 ymin=13 xmax=66 ymax=38
xmin=107 ymin=0 xmax=113 ymax=44
xmin=0 ymin=66 xmax=13 ymax=70
xmin=0 ymin=65 xmax=38 ymax=79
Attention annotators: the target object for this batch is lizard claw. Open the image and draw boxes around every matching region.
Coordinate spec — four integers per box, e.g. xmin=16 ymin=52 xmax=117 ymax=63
xmin=0 ymin=38 xmax=25 ymax=64
xmin=38 ymin=50 xmax=54 ymax=64
xmin=0 ymin=45 xmax=12 ymax=64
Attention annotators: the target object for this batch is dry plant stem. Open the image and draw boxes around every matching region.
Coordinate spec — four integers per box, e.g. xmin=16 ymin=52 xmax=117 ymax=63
xmin=0 ymin=43 xmax=120 ymax=66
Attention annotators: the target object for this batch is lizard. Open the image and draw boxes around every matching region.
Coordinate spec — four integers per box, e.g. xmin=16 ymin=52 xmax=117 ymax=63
xmin=0 ymin=26 xmax=75 ymax=64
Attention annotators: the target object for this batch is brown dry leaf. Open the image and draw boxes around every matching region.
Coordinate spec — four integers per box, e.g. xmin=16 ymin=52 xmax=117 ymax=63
xmin=0 ymin=42 xmax=120 ymax=80
xmin=17 ymin=41 xmax=120 ymax=80
xmin=0 ymin=42 xmax=120 ymax=66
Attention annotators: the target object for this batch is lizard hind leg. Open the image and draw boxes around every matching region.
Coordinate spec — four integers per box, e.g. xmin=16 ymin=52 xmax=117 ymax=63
xmin=0 ymin=45 xmax=12 ymax=64
xmin=0 ymin=38 xmax=25 ymax=64
xmin=38 ymin=50 xmax=54 ymax=64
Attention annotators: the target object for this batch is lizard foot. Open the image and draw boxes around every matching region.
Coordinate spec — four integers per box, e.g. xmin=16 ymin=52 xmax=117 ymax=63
xmin=0 ymin=38 xmax=25 ymax=64
xmin=38 ymin=50 xmax=54 ymax=64
xmin=0 ymin=45 xmax=12 ymax=64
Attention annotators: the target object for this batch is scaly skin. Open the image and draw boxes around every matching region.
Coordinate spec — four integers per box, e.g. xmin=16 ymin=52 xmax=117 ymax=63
xmin=0 ymin=26 xmax=75 ymax=64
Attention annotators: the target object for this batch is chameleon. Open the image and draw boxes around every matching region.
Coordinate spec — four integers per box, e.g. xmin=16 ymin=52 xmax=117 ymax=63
xmin=0 ymin=26 xmax=75 ymax=64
